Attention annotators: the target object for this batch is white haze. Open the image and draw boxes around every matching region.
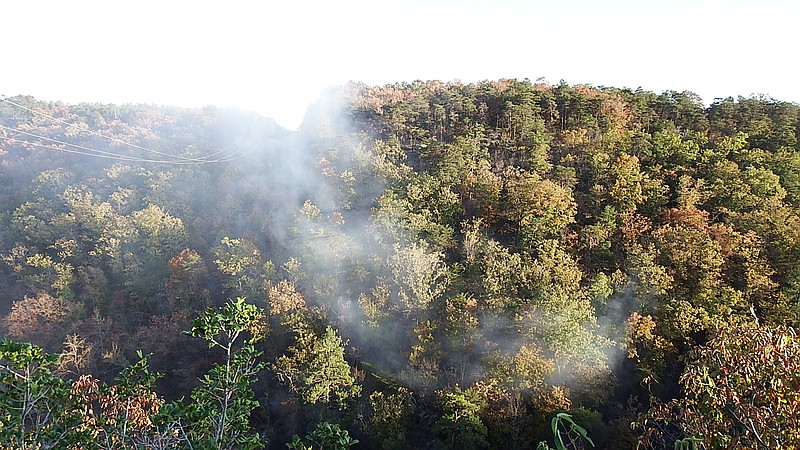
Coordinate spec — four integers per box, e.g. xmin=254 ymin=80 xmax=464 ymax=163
xmin=2 ymin=0 xmax=799 ymax=130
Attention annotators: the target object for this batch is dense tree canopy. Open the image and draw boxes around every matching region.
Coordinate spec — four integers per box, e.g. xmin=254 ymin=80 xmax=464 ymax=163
xmin=1 ymin=81 xmax=799 ymax=448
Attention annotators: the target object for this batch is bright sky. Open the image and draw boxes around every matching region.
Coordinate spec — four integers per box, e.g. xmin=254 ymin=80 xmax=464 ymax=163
xmin=2 ymin=0 xmax=797 ymax=129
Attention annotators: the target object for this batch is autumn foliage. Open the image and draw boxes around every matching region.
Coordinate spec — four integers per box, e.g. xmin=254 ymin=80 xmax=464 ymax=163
xmin=1 ymin=82 xmax=800 ymax=448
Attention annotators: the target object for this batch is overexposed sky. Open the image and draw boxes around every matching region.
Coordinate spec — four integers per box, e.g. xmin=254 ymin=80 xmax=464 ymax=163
xmin=2 ymin=0 xmax=797 ymax=129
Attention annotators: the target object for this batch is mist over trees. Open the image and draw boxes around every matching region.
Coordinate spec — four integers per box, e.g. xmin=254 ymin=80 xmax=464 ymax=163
xmin=1 ymin=80 xmax=800 ymax=449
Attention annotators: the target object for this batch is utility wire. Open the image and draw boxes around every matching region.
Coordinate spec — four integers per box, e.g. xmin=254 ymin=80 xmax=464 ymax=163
xmin=2 ymin=136 xmax=176 ymax=163
xmin=0 ymin=125 xmax=254 ymax=165
xmin=1 ymin=135 xmax=254 ymax=165
xmin=1 ymin=124 xmax=154 ymax=161
xmin=0 ymin=97 xmax=225 ymax=163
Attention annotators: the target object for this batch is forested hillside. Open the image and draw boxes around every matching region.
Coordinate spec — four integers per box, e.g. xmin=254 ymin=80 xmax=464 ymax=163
xmin=1 ymin=80 xmax=799 ymax=449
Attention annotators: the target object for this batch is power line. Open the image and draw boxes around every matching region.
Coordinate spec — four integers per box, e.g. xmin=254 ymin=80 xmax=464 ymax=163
xmin=0 ymin=97 xmax=229 ymax=163
xmin=0 ymin=125 xmax=254 ymax=165
xmin=1 ymin=124 xmax=155 ymax=161
xmin=2 ymin=135 xmax=173 ymax=163
xmin=1 ymin=135 xmax=254 ymax=165
xmin=186 ymin=140 xmax=242 ymax=161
